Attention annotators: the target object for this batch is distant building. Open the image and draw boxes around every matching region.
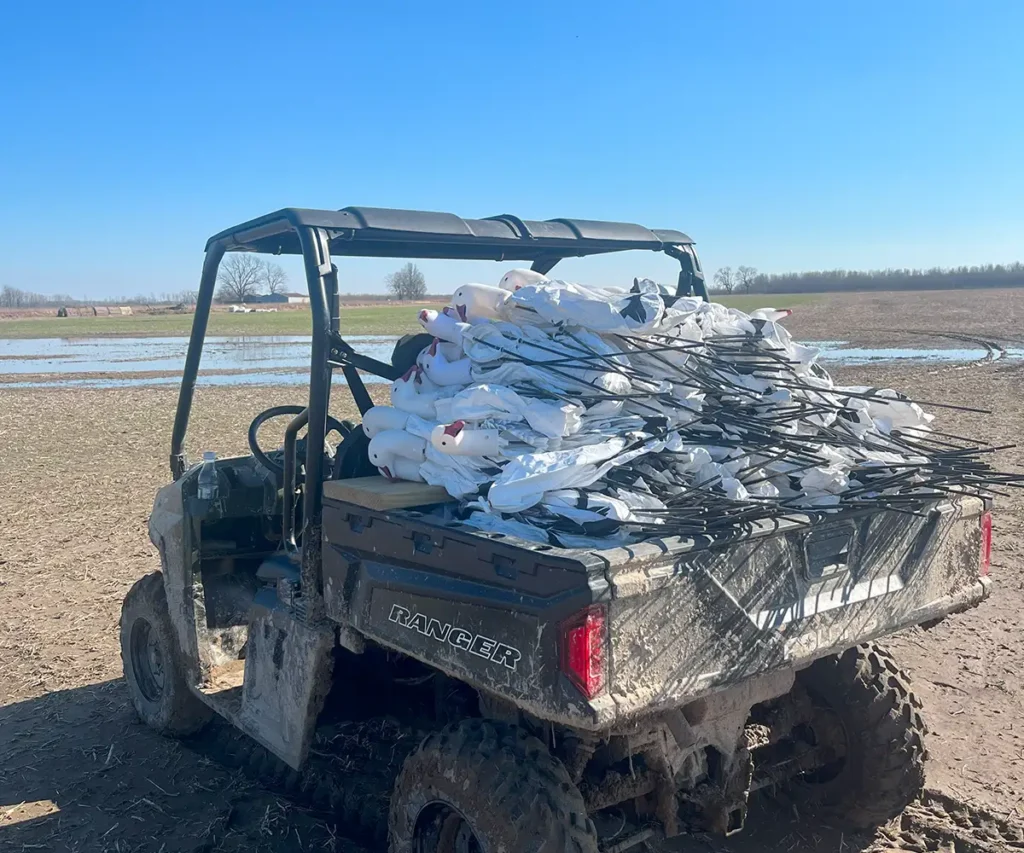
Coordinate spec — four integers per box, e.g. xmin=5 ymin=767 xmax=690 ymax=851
xmin=254 ymin=292 xmax=310 ymax=305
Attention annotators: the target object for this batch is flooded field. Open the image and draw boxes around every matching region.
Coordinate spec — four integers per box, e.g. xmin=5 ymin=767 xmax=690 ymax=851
xmin=2 ymin=334 xmax=1021 ymax=388
xmin=0 ymin=334 xmax=398 ymax=387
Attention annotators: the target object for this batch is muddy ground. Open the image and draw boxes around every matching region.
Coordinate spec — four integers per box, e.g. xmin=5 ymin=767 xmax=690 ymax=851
xmin=3 ymin=304 xmax=1024 ymax=851
xmin=783 ymin=287 xmax=1024 ymax=349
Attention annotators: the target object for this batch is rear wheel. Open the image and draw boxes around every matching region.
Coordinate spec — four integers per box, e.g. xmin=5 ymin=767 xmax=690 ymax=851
xmin=120 ymin=572 xmax=212 ymax=736
xmin=792 ymin=643 xmax=926 ymax=827
xmin=388 ymin=719 xmax=598 ymax=853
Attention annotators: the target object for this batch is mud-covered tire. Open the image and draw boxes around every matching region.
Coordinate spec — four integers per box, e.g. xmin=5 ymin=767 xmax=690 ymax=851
xmin=388 ymin=719 xmax=598 ymax=853
xmin=119 ymin=572 xmax=212 ymax=737
xmin=795 ymin=643 xmax=926 ymax=828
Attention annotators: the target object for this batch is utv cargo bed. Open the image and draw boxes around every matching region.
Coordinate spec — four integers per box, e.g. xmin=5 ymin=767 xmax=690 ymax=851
xmin=321 ymin=490 xmax=990 ymax=729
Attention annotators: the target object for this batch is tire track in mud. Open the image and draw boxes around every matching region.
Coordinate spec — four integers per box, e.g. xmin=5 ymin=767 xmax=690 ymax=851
xmin=926 ymin=333 xmax=1006 ymax=375
xmin=892 ymin=330 xmax=1009 ymax=374
xmin=852 ymin=328 xmax=1013 ymax=373
xmin=869 ymin=789 xmax=1024 ymax=852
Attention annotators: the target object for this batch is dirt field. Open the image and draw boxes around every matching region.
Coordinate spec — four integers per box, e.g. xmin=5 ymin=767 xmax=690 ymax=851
xmin=783 ymin=287 xmax=1024 ymax=349
xmin=3 ymin=316 xmax=1024 ymax=850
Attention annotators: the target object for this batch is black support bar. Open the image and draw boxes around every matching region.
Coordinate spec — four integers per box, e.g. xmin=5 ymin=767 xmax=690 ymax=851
xmin=170 ymin=241 xmax=226 ymax=478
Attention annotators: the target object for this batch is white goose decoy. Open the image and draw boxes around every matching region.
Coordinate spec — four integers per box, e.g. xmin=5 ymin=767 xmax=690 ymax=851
xmin=368 ymin=429 xmax=427 ymax=476
xmin=419 ymin=338 xmax=473 ymax=386
xmin=361 ymin=405 xmax=411 ymax=438
xmin=390 ymin=365 xmax=462 ymax=419
xmin=416 ymin=337 xmax=462 ymax=367
xmin=497 ymin=268 xmax=549 ymax=292
xmin=430 ymin=421 xmax=502 ymax=456
xmin=418 ymin=307 xmax=471 ymax=346
xmin=373 ymin=454 xmax=425 ymax=482
xmin=749 ymin=308 xmax=792 ymax=323
xmin=389 ymin=367 xmax=442 ymax=419
xmin=450 ymin=283 xmax=510 ymax=322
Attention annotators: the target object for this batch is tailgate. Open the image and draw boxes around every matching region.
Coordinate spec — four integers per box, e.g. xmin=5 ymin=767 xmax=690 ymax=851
xmin=603 ymin=497 xmax=990 ymax=719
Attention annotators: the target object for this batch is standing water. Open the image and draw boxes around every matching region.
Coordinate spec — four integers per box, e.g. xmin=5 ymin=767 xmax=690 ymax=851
xmin=1 ymin=335 xmax=1021 ymax=389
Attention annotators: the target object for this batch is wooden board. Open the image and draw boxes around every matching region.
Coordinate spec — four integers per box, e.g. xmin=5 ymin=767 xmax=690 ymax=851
xmin=323 ymin=476 xmax=453 ymax=511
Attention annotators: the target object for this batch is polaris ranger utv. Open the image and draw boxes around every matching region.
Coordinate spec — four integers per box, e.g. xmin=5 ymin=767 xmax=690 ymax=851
xmin=121 ymin=207 xmax=993 ymax=852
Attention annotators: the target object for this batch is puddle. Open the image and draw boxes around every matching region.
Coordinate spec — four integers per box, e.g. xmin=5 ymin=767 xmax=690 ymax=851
xmin=815 ymin=342 xmax=1024 ymax=364
xmin=0 ymin=373 xmax=334 ymax=389
xmin=1 ymin=336 xmax=1021 ymax=389
xmin=0 ymin=335 xmax=398 ymax=388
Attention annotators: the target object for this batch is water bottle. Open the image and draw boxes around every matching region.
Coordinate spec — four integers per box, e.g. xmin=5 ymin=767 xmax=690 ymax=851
xmin=197 ymin=451 xmax=219 ymax=500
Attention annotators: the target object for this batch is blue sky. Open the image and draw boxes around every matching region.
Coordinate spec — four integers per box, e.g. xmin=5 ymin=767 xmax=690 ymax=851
xmin=1 ymin=1 xmax=1021 ymax=298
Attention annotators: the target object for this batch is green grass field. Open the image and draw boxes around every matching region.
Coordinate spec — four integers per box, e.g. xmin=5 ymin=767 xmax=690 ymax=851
xmin=0 ymin=305 xmax=426 ymax=339
xmin=0 ymin=294 xmax=819 ymax=339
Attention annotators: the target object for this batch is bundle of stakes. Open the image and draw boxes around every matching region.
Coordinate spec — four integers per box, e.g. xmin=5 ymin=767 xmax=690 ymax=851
xmin=364 ymin=274 xmax=1023 ymax=547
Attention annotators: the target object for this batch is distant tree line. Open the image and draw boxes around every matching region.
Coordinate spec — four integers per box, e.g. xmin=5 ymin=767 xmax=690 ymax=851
xmin=1 ymin=286 xmax=77 ymax=308
xmin=0 ymin=285 xmax=200 ymax=308
xmin=711 ymin=262 xmax=1024 ymax=295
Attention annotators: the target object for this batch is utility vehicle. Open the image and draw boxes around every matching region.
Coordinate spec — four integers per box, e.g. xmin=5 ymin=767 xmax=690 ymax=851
xmin=121 ymin=207 xmax=992 ymax=852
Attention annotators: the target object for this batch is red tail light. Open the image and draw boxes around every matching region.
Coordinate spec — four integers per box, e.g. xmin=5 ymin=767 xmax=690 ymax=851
xmin=980 ymin=511 xmax=992 ymax=576
xmin=561 ymin=605 xmax=606 ymax=699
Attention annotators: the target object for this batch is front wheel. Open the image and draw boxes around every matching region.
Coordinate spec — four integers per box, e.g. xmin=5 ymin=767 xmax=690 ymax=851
xmin=388 ymin=719 xmax=598 ymax=853
xmin=792 ymin=643 xmax=927 ymax=827
xmin=120 ymin=572 xmax=212 ymax=736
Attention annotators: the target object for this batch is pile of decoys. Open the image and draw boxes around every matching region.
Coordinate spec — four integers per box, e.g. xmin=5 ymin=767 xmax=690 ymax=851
xmin=359 ymin=270 xmax=1021 ymax=546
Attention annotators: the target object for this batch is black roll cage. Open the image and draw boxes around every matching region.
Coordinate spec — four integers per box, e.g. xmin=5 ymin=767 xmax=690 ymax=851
xmin=170 ymin=206 xmax=706 ymax=602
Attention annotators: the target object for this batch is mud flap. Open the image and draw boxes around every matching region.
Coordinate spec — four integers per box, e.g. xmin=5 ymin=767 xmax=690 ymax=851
xmin=239 ymin=606 xmax=334 ymax=769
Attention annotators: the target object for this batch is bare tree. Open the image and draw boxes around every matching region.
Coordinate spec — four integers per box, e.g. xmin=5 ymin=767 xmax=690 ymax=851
xmin=385 ymin=262 xmax=427 ymax=301
xmin=0 ymin=286 xmax=25 ymax=307
xmin=217 ymin=254 xmax=265 ymax=303
xmin=261 ymin=262 xmax=288 ymax=296
xmin=736 ymin=266 xmax=758 ymax=294
xmin=1 ymin=285 xmax=55 ymax=308
xmin=713 ymin=266 xmax=735 ymax=293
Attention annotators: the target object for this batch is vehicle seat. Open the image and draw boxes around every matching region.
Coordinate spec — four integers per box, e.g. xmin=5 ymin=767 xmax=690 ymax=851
xmin=391 ymin=332 xmax=434 ymax=374
xmin=332 ymin=333 xmax=433 ymax=480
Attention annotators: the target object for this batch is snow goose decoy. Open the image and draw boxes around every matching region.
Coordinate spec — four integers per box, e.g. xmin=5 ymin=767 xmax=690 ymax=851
xmin=497 ymin=269 xmax=549 ymax=292
xmin=419 ymin=338 xmax=473 ymax=387
xmin=430 ymin=421 xmax=502 ymax=457
xmin=389 ymin=367 xmax=442 ymax=420
xmin=450 ymin=283 xmax=510 ymax=323
xmin=361 ymin=405 xmax=411 ymax=438
xmin=748 ymin=308 xmax=792 ymax=323
xmin=418 ymin=307 xmax=470 ymax=347
xmin=373 ymin=454 xmax=424 ymax=482
xmin=368 ymin=429 xmax=428 ymax=481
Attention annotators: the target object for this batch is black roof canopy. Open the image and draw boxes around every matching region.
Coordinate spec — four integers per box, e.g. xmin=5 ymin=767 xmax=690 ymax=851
xmin=206 ymin=206 xmax=694 ymax=262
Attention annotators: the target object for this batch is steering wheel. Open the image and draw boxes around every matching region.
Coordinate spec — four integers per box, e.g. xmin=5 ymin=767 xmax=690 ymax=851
xmin=247 ymin=405 xmax=350 ymax=479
